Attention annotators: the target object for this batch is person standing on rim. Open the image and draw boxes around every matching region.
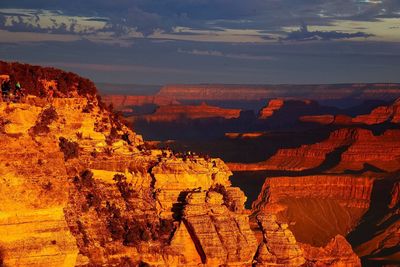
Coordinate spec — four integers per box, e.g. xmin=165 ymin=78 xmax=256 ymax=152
xmin=14 ymin=81 xmax=23 ymax=102
xmin=1 ymin=77 xmax=11 ymax=102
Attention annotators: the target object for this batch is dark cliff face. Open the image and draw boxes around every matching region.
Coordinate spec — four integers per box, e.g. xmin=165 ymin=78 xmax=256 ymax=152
xmin=0 ymin=61 xmax=97 ymax=99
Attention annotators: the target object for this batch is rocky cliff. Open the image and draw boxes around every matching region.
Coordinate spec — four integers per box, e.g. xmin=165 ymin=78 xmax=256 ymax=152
xmin=0 ymin=62 xmax=367 ymax=266
xmin=228 ymin=127 xmax=400 ymax=173
xmin=0 ymin=94 xmax=259 ymax=266
xmin=251 ymin=175 xmax=371 ymax=266
xmin=132 ymin=102 xmax=242 ymax=122
xmin=258 ymin=99 xmax=286 ymax=119
xmin=347 ymin=176 xmax=400 ymax=264
xmin=258 ymin=99 xmax=338 ymax=122
xmin=251 ymin=173 xmax=400 ymax=265
xmin=300 ymin=97 xmax=400 ymax=126
xmin=352 ymin=98 xmax=400 ymax=125
xmin=252 ymin=175 xmax=373 ymax=245
xmin=252 ymin=175 xmax=373 ymax=212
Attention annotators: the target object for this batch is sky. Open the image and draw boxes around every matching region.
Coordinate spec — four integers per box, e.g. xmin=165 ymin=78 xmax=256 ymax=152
xmin=0 ymin=0 xmax=399 ymax=85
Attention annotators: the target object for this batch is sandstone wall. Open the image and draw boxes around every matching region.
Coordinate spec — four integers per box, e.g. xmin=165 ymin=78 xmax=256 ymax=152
xmin=252 ymin=175 xmax=374 ymax=211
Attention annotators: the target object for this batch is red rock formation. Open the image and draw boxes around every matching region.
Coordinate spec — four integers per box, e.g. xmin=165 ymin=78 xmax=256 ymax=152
xmin=252 ymin=175 xmax=374 ymax=212
xmin=301 ymin=98 xmax=400 ymax=126
xmin=180 ymin=191 xmax=258 ymax=265
xmin=228 ymin=128 xmax=400 ymax=172
xmin=254 ymin=214 xmax=361 ymax=267
xmin=353 ymin=98 xmax=400 ymax=124
xmin=258 ymin=99 xmax=285 ymax=119
xmin=134 ymin=102 xmax=242 ymax=122
xmin=300 ymin=235 xmax=361 ymax=267
xmin=228 ymin=128 xmax=357 ymax=171
xmin=334 ymin=129 xmax=400 ymax=172
xmin=252 ymin=175 xmax=374 ymax=249
xmin=348 ymin=177 xmax=400 ymax=264
xmin=353 ymin=216 xmax=400 ymax=264
xmin=252 ymin=174 xmax=400 ymax=265
xmin=389 ymin=181 xmax=400 ymax=209
xmin=1 ymin=62 xmax=397 ymax=266
xmin=254 ymin=214 xmax=305 ymax=267
xmin=257 ymin=99 xmax=329 ymax=121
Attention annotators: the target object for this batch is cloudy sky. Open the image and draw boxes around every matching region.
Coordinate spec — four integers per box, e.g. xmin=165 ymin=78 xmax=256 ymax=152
xmin=0 ymin=0 xmax=399 ymax=85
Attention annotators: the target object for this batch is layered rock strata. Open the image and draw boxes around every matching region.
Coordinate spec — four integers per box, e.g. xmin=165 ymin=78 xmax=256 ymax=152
xmin=0 ymin=95 xmax=258 ymax=266
xmin=136 ymin=102 xmax=242 ymax=122
xmin=254 ymin=214 xmax=305 ymax=267
xmin=252 ymin=175 xmax=374 ymax=250
xmin=252 ymin=175 xmax=374 ymax=211
xmin=228 ymin=128 xmax=400 ymax=172
xmin=300 ymin=98 xmax=400 ymax=126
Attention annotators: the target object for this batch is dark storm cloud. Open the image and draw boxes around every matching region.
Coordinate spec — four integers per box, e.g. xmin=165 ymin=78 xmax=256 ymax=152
xmin=284 ymin=24 xmax=374 ymax=41
xmin=1 ymin=0 xmax=399 ymax=36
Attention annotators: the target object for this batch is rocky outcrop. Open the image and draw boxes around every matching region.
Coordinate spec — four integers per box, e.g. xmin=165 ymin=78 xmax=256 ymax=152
xmin=252 ymin=175 xmax=373 ymax=249
xmin=334 ymin=129 xmax=400 ymax=172
xmin=152 ymin=157 xmax=232 ymax=219
xmin=252 ymin=175 xmax=373 ymax=211
xmin=228 ymin=128 xmax=400 ymax=173
xmin=352 ymin=98 xmax=400 ymax=125
xmin=0 ymin=94 xmax=259 ymax=266
xmin=0 ymin=98 xmax=106 ymax=266
xmin=135 ymin=102 xmax=242 ymax=122
xmin=254 ymin=214 xmax=305 ymax=267
xmin=228 ymin=128 xmax=357 ymax=171
xmin=258 ymin=99 xmax=286 ymax=119
xmin=258 ymin=99 xmax=337 ymax=122
xmin=389 ymin=181 xmax=400 ymax=209
xmin=300 ymin=98 xmax=400 ymax=126
xmin=178 ymin=191 xmax=258 ymax=265
xmin=254 ymin=215 xmax=361 ymax=267
xmin=347 ymin=177 xmax=400 ymax=265
xmin=300 ymin=235 xmax=361 ymax=267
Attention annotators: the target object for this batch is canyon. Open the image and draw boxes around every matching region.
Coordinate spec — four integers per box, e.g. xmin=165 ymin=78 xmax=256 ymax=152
xmin=103 ymin=84 xmax=400 ymax=266
xmin=0 ymin=61 xmax=399 ymax=266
